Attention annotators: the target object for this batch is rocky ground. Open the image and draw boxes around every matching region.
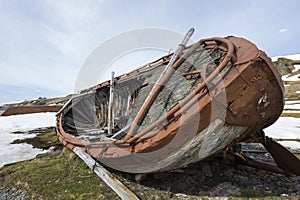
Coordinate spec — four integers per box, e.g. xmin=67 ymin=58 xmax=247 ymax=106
xmin=116 ymin=151 xmax=300 ymax=199
xmin=0 ymin=186 xmax=29 ymax=200
xmin=273 ymin=57 xmax=300 ymax=100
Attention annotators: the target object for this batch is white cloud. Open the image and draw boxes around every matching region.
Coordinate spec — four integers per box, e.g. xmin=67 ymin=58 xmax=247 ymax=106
xmin=0 ymin=0 xmax=300 ymax=103
xmin=0 ymin=1 xmax=105 ymax=94
xmin=279 ymin=28 xmax=287 ymax=33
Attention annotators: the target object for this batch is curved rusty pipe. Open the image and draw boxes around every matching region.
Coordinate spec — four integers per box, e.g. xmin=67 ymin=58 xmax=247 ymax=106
xmin=122 ymin=42 xmax=202 ymax=141
xmin=116 ymin=37 xmax=235 ymax=144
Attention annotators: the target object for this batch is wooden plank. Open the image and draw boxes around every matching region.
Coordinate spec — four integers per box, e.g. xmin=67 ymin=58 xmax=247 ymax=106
xmin=108 ymin=71 xmax=115 ymax=135
xmin=73 ymin=147 xmax=139 ymax=200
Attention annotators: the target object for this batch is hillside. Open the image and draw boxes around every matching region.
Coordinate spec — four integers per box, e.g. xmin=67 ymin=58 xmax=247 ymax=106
xmin=272 ymin=54 xmax=300 ymax=100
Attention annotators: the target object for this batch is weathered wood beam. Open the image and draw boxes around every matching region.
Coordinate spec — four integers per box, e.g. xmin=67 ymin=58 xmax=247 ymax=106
xmin=73 ymin=147 xmax=139 ymax=200
xmin=108 ymin=71 xmax=115 ymax=135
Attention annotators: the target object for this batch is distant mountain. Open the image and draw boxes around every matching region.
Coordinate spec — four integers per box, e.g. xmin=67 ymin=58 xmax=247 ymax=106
xmin=272 ymin=54 xmax=300 ymax=100
xmin=0 ymin=95 xmax=70 ymax=110
xmin=272 ymin=54 xmax=300 ymax=62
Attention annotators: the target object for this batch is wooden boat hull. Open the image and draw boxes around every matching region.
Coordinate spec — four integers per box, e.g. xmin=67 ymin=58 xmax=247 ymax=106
xmin=56 ymin=36 xmax=284 ymax=173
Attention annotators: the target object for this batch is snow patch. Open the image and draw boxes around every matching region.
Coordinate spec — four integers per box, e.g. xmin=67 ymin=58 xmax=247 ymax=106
xmin=272 ymin=54 xmax=300 ymax=62
xmin=293 ymin=64 xmax=300 ymax=73
xmin=0 ymin=133 xmax=46 ymax=168
xmin=0 ymin=112 xmax=56 ymax=168
xmin=285 ymin=100 xmax=300 ymax=104
xmin=0 ymin=112 xmax=56 ymax=133
xmin=265 ymin=117 xmax=300 ymax=149
xmin=284 ymin=101 xmax=300 ymax=110
xmin=281 ymin=74 xmax=300 ymax=82
xmin=282 ymin=110 xmax=300 ymax=114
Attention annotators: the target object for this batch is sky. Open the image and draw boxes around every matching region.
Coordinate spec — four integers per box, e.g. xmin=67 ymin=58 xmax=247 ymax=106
xmin=0 ymin=0 xmax=299 ymax=104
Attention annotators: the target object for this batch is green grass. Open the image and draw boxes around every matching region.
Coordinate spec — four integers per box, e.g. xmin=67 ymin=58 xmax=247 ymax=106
xmin=0 ymin=148 xmax=118 ymax=200
xmin=239 ymin=188 xmax=262 ymax=198
xmin=0 ymin=148 xmax=184 ymax=200
xmin=280 ymin=113 xmax=300 ymax=118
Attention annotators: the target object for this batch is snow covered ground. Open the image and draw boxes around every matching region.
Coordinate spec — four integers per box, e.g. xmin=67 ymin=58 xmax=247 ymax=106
xmin=281 ymin=74 xmax=300 ymax=82
xmin=0 ymin=112 xmax=56 ymax=168
xmin=267 ymin=100 xmax=300 ymax=149
xmin=272 ymin=54 xmax=300 ymax=82
xmin=264 ymin=117 xmax=300 ymax=149
xmin=293 ymin=64 xmax=300 ymax=73
xmin=284 ymin=100 xmax=300 ymax=109
xmin=283 ymin=100 xmax=300 ymax=113
xmin=271 ymin=54 xmax=300 ymax=62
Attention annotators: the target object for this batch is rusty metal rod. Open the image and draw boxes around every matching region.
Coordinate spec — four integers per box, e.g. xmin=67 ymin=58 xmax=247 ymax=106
xmin=125 ymin=28 xmax=195 ymax=140
xmin=121 ymin=38 xmax=234 ymax=144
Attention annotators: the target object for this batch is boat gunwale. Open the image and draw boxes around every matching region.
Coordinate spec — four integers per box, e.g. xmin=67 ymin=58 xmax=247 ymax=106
xmin=57 ymin=37 xmax=234 ymax=146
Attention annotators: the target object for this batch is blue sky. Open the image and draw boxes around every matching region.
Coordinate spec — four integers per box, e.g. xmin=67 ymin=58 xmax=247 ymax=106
xmin=0 ymin=0 xmax=299 ymax=104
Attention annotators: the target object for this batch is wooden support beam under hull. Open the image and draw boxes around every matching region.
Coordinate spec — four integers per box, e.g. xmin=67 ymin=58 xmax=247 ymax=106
xmin=73 ymin=147 xmax=139 ymax=200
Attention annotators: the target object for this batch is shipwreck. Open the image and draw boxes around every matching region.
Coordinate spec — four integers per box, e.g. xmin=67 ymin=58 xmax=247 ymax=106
xmin=56 ymin=28 xmax=300 ymax=176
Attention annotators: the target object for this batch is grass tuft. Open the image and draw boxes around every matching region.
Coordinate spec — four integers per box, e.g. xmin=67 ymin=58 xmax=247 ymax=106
xmin=280 ymin=113 xmax=300 ymax=118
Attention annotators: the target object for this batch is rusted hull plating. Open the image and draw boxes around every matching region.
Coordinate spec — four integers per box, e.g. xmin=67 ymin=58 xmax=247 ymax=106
xmin=56 ymin=36 xmax=286 ymax=174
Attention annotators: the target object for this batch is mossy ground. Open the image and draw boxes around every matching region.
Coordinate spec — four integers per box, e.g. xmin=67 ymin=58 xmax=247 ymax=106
xmin=11 ymin=127 xmax=61 ymax=149
xmin=0 ymin=128 xmax=178 ymax=199
xmin=280 ymin=113 xmax=300 ymax=118
xmin=0 ymin=148 xmax=119 ymax=199
xmin=1 ymin=127 xmax=298 ymax=199
xmin=2 ymin=128 xmax=119 ymax=199
xmin=0 ymin=147 xmax=188 ymax=200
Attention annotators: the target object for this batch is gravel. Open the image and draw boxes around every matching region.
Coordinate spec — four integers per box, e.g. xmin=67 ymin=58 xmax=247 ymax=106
xmin=0 ymin=187 xmax=29 ymax=200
